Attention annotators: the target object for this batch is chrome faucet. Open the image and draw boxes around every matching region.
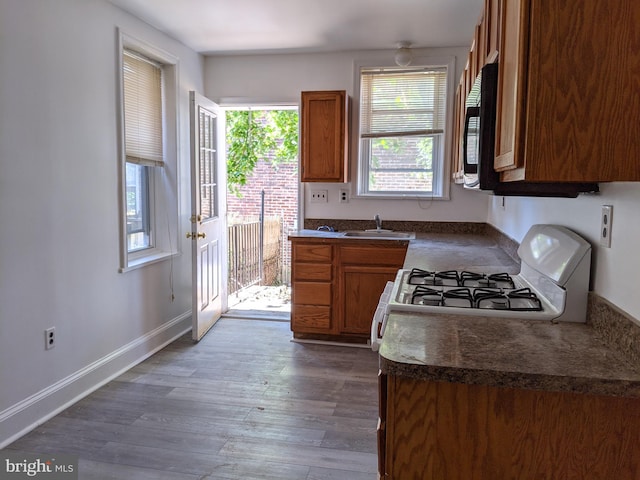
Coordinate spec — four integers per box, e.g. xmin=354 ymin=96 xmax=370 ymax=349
xmin=374 ymin=214 xmax=382 ymax=231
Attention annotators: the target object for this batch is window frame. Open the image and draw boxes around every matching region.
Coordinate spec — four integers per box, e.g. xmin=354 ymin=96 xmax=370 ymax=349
xmin=352 ymin=55 xmax=456 ymax=200
xmin=117 ymin=30 xmax=180 ymax=272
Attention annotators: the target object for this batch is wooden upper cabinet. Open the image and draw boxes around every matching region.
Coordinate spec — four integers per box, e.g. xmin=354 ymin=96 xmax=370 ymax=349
xmin=451 ymin=0 xmax=500 ymax=183
xmin=300 ymin=90 xmax=349 ymax=182
xmin=496 ymin=0 xmax=640 ymax=182
xmin=484 ymin=0 xmax=500 ymax=64
xmin=494 ymin=0 xmax=528 ymax=173
xmin=451 ymin=81 xmax=464 ymax=182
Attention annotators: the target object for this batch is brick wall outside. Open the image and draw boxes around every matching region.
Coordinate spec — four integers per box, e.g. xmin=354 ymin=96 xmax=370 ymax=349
xmin=227 ymin=155 xmax=298 ymax=285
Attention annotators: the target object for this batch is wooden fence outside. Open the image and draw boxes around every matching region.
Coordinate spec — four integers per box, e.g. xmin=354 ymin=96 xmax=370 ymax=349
xmin=227 ymin=217 xmax=283 ymax=295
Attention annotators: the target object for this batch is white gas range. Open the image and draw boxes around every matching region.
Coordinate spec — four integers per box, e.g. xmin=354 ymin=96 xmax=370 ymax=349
xmin=371 ymin=224 xmax=592 ymax=351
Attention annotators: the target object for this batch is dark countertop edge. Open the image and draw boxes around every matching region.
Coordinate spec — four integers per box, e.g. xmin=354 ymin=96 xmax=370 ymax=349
xmin=291 ymin=222 xmax=520 ymax=261
xmin=379 ymin=357 xmax=640 ymax=398
xmin=288 ymin=229 xmax=412 ymax=244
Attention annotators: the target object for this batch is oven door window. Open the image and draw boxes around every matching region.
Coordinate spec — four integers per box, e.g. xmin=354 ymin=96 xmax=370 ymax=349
xmin=463 ymin=106 xmax=480 ymax=175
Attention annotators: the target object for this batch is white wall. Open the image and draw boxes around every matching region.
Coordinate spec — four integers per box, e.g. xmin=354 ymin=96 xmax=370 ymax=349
xmin=204 ymin=49 xmax=489 ymax=223
xmin=0 ymin=0 xmax=202 ymax=446
xmin=488 ymin=183 xmax=640 ymax=323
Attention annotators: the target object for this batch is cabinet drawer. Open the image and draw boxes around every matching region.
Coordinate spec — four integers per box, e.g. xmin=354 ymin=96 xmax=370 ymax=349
xmin=340 ymin=245 xmax=407 ymax=266
xmin=292 ymin=281 xmax=331 ymax=305
xmin=294 ymin=244 xmax=332 ymax=262
xmin=294 ymin=263 xmax=332 ymax=281
xmin=292 ymin=305 xmax=331 ymax=329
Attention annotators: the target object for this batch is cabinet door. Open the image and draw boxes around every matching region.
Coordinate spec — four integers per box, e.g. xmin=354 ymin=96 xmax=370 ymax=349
xmin=340 ymin=265 xmax=399 ymax=335
xmin=337 ymin=244 xmax=406 ymax=336
xmin=484 ymin=0 xmax=500 ymax=63
xmin=471 ymin=22 xmax=482 ymax=81
xmin=385 ymin=376 xmax=640 ymax=479
xmin=300 ymin=90 xmax=348 ymax=182
xmin=494 ymin=0 xmax=529 ymax=173
xmin=515 ymin=0 xmax=640 ymax=182
xmin=451 ymin=82 xmax=464 ymax=182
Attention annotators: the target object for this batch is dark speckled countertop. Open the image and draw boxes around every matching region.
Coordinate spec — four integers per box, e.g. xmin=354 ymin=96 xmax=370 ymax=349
xmin=379 ymin=313 xmax=640 ymax=397
xmin=404 ymin=232 xmax=519 ymax=274
xmin=290 ymin=226 xmax=640 ymax=397
xmin=389 ymin=232 xmax=640 ymax=397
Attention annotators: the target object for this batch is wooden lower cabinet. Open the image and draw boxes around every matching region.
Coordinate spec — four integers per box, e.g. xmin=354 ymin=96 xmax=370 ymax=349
xmin=291 ymin=241 xmax=334 ymax=334
xmin=378 ymin=371 xmax=388 ymax=477
xmin=380 ymin=375 xmax=640 ymax=479
xmin=290 ymin=238 xmax=407 ymax=341
xmin=337 ymin=244 xmax=407 ymax=337
xmin=339 ymin=266 xmax=401 ymax=335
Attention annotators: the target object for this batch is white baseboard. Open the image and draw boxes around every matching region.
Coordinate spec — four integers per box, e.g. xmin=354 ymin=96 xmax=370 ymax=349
xmin=0 ymin=313 xmax=191 ymax=449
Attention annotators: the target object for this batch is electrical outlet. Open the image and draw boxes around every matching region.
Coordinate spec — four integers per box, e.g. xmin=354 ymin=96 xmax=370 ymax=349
xmin=600 ymin=205 xmax=613 ymax=248
xmin=310 ymin=190 xmax=328 ymax=203
xmin=45 ymin=327 xmax=56 ymax=350
xmin=339 ymin=188 xmax=349 ymax=204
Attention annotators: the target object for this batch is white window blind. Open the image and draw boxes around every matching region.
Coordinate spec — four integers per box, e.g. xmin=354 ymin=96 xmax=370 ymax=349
xmin=360 ymin=67 xmax=448 ymax=139
xmin=123 ymin=49 xmax=164 ymax=166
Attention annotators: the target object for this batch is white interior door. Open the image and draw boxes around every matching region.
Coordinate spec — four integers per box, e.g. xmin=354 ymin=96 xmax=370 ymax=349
xmin=189 ymin=91 xmax=227 ymax=341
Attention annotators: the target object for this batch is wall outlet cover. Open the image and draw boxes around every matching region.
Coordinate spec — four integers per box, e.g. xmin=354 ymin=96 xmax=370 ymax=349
xmin=310 ymin=190 xmax=328 ymax=203
xmin=45 ymin=327 xmax=56 ymax=350
xmin=600 ymin=205 xmax=613 ymax=248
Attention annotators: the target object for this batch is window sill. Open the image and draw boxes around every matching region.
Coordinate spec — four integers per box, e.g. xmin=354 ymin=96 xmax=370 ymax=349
xmin=354 ymin=193 xmax=450 ymax=201
xmin=119 ymin=249 xmax=178 ymax=273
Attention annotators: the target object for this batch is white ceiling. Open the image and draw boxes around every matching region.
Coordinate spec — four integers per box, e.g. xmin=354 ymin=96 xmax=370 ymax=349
xmin=109 ymin=0 xmax=484 ymax=55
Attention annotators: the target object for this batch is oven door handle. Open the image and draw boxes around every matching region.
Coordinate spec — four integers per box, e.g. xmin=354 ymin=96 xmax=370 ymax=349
xmin=371 ymin=281 xmax=396 ymax=351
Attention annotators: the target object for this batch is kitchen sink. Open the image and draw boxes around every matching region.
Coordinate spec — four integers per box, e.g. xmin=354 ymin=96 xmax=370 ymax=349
xmin=342 ymin=230 xmax=415 ymax=239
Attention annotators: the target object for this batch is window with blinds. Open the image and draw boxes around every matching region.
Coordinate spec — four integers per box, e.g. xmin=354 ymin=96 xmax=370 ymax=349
xmin=358 ymin=66 xmax=448 ymax=197
xmin=123 ymin=50 xmax=164 ymax=167
xmin=122 ymin=49 xmax=164 ymax=252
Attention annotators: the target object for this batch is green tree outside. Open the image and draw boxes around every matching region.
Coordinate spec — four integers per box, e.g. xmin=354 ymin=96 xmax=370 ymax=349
xmin=226 ymin=110 xmax=299 ymax=197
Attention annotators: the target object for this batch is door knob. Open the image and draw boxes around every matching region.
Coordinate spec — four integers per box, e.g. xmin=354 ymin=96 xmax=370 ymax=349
xmin=186 ymin=232 xmax=206 ymax=239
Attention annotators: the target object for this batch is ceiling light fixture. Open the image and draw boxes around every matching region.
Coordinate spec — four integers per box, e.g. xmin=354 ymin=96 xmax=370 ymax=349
xmin=394 ymin=41 xmax=413 ymax=67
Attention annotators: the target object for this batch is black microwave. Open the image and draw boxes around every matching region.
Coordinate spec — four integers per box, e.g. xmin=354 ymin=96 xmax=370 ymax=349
xmin=462 ymin=63 xmax=598 ymax=198
xmin=462 ymin=63 xmax=499 ymax=191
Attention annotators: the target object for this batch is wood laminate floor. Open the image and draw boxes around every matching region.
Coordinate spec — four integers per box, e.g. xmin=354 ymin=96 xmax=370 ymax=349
xmin=4 ymin=318 xmax=380 ymax=479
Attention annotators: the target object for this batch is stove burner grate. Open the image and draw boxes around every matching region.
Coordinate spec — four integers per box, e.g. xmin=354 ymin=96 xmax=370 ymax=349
xmin=411 ymin=286 xmax=474 ymax=308
xmin=408 ymin=268 xmax=460 ymax=286
xmin=411 ymin=285 xmax=442 ymax=305
xmin=474 ymin=287 xmax=543 ymax=311
xmin=506 ymin=288 xmax=543 ymax=311
xmin=460 ymin=271 xmax=515 ymax=289
xmin=442 ymin=288 xmax=473 ymax=308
